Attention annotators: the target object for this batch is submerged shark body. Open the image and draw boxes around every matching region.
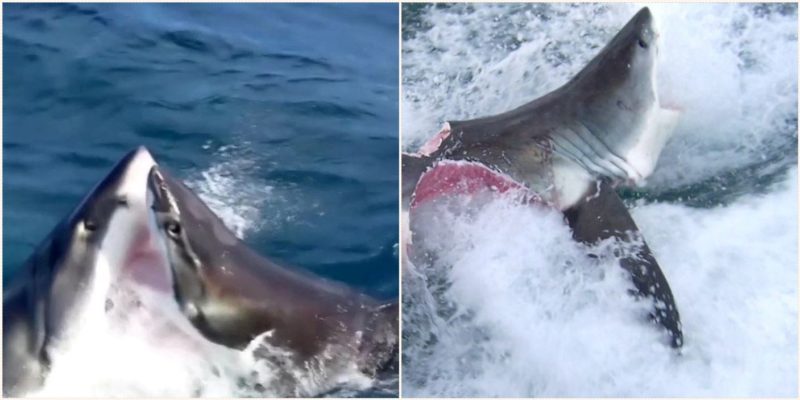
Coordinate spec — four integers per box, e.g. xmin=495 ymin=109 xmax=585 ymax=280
xmin=403 ymin=7 xmax=683 ymax=348
xmin=3 ymin=148 xmax=398 ymax=396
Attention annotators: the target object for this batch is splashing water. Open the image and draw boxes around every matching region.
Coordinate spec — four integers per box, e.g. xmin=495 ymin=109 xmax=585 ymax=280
xmin=402 ymin=3 xmax=797 ymax=397
xmin=187 ymin=143 xmax=276 ymax=238
xmin=34 ymin=292 xmax=374 ymax=397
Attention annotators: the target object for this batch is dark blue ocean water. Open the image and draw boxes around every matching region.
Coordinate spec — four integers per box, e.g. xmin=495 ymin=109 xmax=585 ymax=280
xmin=3 ymin=3 xmax=399 ymax=301
xmin=4 ymin=5 xmax=398 ymax=394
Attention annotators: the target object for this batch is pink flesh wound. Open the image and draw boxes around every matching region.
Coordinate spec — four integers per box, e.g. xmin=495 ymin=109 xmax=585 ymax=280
xmin=418 ymin=126 xmax=451 ymax=156
xmin=411 ymin=161 xmax=543 ymax=208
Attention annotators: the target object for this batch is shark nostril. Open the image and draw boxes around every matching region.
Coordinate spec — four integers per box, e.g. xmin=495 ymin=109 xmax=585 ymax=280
xmin=117 ymin=196 xmax=129 ymax=207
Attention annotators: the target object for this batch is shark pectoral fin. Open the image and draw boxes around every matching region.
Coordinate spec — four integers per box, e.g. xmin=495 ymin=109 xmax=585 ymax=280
xmin=564 ymin=180 xmax=683 ymax=348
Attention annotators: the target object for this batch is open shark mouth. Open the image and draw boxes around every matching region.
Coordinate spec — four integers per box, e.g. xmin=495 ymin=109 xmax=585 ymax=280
xmin=102 ymin=149 xmax=175 ymax=299
xmin=120 ymin=224 xmax=173 ymax=293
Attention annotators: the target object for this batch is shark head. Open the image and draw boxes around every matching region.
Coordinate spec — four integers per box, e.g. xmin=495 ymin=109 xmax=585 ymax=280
xmin=44 ymin=147 xmax=173 ymax=339
xmin=146 ymin=164 xmax=256 ymax=347
xmin=571 ymin=7 xmax=659 ymax=95
xmin=562 ymin=7 xmax=678 ymax=183
xmin=3 ymin=147 xmax=178 ymax=395
xmin=146 ymin=165 xmax=213 ymax=324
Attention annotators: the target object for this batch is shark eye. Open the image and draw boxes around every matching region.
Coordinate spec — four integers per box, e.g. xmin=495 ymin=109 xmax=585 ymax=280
xmin=166 ymin=221 xmax=182 ymax=236
xmin=83 ymin=219 xmax=98 ymax=232
xmin=638 ymin=38 xmax=649 ymax=49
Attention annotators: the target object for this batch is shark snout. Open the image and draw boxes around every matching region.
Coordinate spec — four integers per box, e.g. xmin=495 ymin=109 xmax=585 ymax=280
xmin=116 ymin=146 xmax=156 ymax=203
xmin=630 ymin=7 xmax=653 ymax=32
xmin=631 ymin=7 xmax=657 ymax=47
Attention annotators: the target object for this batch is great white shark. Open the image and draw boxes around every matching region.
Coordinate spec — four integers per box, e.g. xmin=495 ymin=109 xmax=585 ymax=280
xmin=3 ymin=147 xmax=398 ymax=396
xmin=3 ymin=148 xmax=171 ymax=395
xmin=402 ymin=7 xmax=684 ymax=348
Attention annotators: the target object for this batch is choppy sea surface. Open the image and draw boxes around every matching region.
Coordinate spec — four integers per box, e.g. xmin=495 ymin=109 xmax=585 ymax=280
xmin=3 ymin=3 xmax=398 ymax=397
xmin=402 ymin=3 xmax=797 ymax=397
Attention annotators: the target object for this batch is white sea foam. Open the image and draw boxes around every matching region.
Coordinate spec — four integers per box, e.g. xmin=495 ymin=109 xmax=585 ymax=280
xmin=405 ymin=170 xmax=797 ymax=396
xmin=402 ymin=3 xmax=797 ymax=397
xmin=34 ymin=286 xmax=370 ymax=397
xmin=32 ymin=288 xmax=243 ymax=397
xmin=187 ymin=144 xmax=275 ymax=238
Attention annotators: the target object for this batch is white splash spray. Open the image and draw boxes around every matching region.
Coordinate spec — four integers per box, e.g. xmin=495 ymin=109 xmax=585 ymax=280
xmin=187 ymin=143 xmax=275 ymax=238
xmin=402 ymin=3 xmax=797 ymax=397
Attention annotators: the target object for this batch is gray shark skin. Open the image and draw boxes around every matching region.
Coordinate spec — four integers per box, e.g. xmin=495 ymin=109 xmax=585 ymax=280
xmin=3 ymin=147 xmax=165 ymax=396
xmin=147 ymin=166 xmax=398 ymax=378
xmin=403 ymin=7 xmax=683 ymax=348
